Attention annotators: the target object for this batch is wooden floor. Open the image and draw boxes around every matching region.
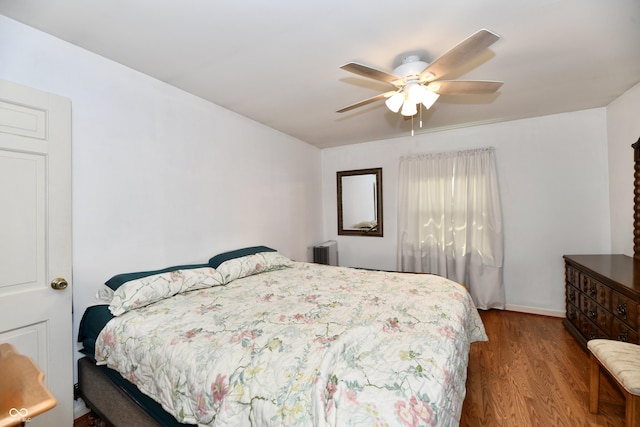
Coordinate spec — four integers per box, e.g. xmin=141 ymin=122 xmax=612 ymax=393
xmin=74 ymin=310 xmax=626 ymax=426
xmin=74 ymin=412 xmax=110 ymax=427
xmin=460 ymin=310 xmax=625 ymax=426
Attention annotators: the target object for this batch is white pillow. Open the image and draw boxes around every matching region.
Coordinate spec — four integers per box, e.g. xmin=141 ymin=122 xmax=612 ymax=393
xmin=109 ymin=267 xmax=224 ymax=316
xmin=216 ymin=252 xmax=294 ymax=284
xmin=95 ymin=285 xmax=115 ymax=303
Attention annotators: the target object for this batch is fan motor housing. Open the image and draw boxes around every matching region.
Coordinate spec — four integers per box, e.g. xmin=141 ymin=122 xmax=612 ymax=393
xmin=393 ymin=56 xmax=429 ymax=78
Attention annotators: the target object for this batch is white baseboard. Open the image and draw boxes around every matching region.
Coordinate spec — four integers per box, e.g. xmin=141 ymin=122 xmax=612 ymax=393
xmin=74 ymin=398 xmax=90 ymax=420
xmin=504 ymin=304 xmax=565 ymax=318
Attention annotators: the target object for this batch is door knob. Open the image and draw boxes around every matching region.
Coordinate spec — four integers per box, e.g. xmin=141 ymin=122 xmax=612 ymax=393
xmin=51 ymin=278 xmax=68 ymax=290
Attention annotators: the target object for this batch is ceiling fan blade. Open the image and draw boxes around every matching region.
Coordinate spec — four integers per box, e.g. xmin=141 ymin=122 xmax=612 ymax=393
xmin=336 ymin=92 xmax=394 ymax=113
xmin=428 ymin=80 xmax=503 ymax=95
xmin=340 ymin=62 xmax=402 ymax=85
xmin=420 ymin=29 xmax=501 ymax=82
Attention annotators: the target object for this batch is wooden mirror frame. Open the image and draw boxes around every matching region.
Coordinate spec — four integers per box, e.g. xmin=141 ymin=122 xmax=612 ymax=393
xmin=337 ymin=168 xmax=383 ymax=237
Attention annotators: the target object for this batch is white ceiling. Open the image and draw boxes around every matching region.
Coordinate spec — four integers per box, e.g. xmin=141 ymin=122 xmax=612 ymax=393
xmin=1 ymin=0 xmax=639 ymax=149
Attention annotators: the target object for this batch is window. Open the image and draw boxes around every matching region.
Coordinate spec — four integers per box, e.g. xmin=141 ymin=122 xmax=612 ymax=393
xmin=397 ymin=148 xmax=504 ymax=309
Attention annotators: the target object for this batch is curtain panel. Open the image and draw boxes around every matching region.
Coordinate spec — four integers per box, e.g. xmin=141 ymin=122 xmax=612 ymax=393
xmin=397 ymin=147 xmax=505 ymax=309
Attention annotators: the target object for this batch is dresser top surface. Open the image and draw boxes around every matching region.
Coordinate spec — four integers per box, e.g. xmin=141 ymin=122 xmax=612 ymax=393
xmin=564 ymin=254 xmax=640 ymax=295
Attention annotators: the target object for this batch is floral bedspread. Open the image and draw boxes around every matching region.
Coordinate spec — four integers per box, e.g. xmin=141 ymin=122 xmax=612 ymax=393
xmin=95 ymin=262 xmax=487 ymax=426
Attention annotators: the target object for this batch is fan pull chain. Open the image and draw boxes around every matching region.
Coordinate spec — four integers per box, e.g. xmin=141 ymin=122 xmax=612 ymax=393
xmin=411 ymin=114 xmax=414 ymax=136
xmin=419 ymin=104 xmax=423 ymax=128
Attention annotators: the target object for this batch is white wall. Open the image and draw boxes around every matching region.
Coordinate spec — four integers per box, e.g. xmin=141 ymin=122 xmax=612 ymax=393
xmin=0 ymin=15 xmax=323 ymax=382
xmin=322 ymin=109 xmax=611 ymax=315
xmin=607 ymin=82 xmax=640 ymax=255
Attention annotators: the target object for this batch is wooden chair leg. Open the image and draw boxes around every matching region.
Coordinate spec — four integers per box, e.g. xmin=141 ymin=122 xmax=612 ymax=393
xmin=589 ymin=353 xmax=601 ymax=414
xmin=627 ymin=393 xmax=640 ymax=427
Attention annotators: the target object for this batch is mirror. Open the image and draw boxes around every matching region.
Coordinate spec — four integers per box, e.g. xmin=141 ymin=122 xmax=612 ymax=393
xmin=337 ymin=168 xmax=383 ymax=237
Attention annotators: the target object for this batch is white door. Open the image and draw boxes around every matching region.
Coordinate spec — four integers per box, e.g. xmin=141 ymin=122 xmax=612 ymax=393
xmin=0 ymin=79 xmax=72 ymax=426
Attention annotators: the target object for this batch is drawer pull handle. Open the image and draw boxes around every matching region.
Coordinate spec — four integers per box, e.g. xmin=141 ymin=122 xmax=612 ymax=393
xmin=619 ymin=330 xmax=629 ymax=342
xmin=617 ymin=303 xmax=628 ymax=319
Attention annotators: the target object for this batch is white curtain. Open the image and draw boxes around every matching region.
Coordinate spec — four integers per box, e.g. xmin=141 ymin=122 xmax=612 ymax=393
xmin=397 ymin=147 xmax=504 ymax=309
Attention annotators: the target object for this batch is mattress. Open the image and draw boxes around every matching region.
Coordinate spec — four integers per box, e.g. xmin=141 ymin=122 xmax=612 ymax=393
xmin=87 ymin=258 xmax=487 ymax=426
xmin=78 ymin=305 xmax=196 ymax=427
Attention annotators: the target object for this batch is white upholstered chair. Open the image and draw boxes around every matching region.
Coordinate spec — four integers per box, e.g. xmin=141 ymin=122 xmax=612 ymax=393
xmin=588 ymin=339 xmax=640 ymax=427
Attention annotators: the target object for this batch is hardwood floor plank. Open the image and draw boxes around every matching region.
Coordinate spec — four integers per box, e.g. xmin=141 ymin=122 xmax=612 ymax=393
xmin=460 ymin=310 xmax=625 ymax=426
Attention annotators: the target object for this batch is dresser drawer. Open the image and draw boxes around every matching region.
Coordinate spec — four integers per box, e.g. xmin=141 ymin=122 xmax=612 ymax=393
xmin=612 ymin=318 xmax=639 ymax=343
xmin=566 ymin=265 xmax=579 ymax=287
xmin=581 ymin=275 xmax=612 ymax=310
xmin=595 ymin=281 xmax=612 ymax=311
xmin=566 ymin=284 xmax=578 ymax=306
xmin=582 ymin=297 xmax=611 ymax=333
xmin=593 ymin=305 xmax=611 ymax=334
xmin=580 ymin=274 xmax=599 ymax=300
xmin=611 ymin=291 xmax=638 ymax=329
xmin=566 ymin=303 xmax=579 ymax=325
xmin=579 ymin=293 xmax=589 ymax=315
xmin=578 ymin=312 xmax=608 ymax=341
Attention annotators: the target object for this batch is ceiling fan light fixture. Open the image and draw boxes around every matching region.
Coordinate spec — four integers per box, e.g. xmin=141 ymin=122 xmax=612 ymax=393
xmin=400 ymin=100 xmax=417 ymax=117
xmin=421 ymin=90 xmax=440 ymax=109
xmin=336 ymin=29 xmax=503 ymax=120
xmin=385 ymin=91 xmax=405 ymax=113
xmin=404 ymin=84 xmax=440 ymax=111
xmin=406 ymin=84 xmax=427 ymax=105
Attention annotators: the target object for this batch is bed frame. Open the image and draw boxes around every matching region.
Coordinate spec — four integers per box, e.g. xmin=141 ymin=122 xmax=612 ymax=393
xmin=78 ymin=357 xmax=193 ymax=427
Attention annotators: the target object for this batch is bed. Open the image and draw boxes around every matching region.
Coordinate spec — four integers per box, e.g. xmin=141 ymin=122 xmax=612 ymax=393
xmin=77 ymin=247 xmax=487 ymax=426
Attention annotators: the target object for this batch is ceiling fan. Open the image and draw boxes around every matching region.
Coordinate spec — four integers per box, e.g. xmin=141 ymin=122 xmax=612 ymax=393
xmin=337 ymin=29 xmax=503 ymax=117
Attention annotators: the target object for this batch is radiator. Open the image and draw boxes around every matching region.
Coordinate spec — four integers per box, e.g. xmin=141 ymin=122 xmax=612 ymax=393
xmin=313 ymin=240 xmax=338 ymax=266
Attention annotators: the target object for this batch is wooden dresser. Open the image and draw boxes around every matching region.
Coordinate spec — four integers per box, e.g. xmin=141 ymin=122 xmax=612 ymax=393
xmin=564 ymin=254 xmax=640 ymax=349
